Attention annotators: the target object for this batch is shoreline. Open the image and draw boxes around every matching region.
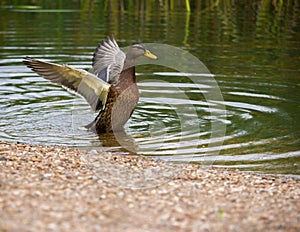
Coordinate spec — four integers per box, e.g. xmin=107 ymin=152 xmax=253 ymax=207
xmin=1 ymin=141 xmax=299 ymax=231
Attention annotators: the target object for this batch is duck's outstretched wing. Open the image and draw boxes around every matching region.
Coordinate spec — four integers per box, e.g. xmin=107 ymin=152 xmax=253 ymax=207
xmin=92 ymin=35 xmax=126 ymax=84
xmin=23 ymin=57 xmax=110 ymax=111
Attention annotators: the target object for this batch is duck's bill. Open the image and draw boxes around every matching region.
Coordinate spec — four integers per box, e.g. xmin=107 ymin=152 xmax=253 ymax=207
xmin=144 ymin=49 xmax=158 ymax=60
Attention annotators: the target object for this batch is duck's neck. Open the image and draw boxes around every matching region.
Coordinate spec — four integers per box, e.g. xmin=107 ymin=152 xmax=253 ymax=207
xmin=123 ymin=56 xmax=135 ymax=71
xmin=117 ymin=65 xmax=136 ymax=89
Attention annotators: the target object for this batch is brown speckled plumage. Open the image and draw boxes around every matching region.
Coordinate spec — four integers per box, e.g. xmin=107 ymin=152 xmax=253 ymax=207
xmin=89 ymin=67 xmax=139 ymax=132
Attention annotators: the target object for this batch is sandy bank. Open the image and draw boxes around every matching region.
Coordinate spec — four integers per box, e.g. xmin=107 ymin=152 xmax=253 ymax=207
xmin=0 ymin=141 xmax=299 ymax=231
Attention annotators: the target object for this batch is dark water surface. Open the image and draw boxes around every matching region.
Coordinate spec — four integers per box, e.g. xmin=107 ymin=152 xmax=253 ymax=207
xmin=0 ymin=1 xmax=299 ymax=176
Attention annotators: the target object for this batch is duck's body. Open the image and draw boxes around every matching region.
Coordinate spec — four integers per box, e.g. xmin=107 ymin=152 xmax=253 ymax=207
xmin=24 ymin=36 xmax=157 ymax=133
xmin=87 ymin=66 xmax=139 ymax=132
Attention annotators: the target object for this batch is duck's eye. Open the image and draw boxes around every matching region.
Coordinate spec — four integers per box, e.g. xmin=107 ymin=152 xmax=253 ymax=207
xmin=132 ymin=44 xmax=145 ymax=50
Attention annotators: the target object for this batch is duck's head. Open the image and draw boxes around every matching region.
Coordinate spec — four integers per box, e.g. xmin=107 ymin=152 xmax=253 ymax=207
xmin=127 ymin=44 xmax=158 ymax=60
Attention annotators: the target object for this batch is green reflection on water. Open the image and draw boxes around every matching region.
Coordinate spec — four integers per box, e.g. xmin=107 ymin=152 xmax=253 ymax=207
xmin=0 ymin=0 xmax=299 ymax=175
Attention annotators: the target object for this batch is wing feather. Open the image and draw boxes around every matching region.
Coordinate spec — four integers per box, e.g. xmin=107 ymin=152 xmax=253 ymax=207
xmin=23 ymin=57 xmax=110 ymax=111
xmin=92 ymin=35 xmax=126 ymax=84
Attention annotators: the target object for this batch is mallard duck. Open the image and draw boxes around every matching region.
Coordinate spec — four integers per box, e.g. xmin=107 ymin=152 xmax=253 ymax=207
xmin=23 ymin=35 xmax=157 ymax=133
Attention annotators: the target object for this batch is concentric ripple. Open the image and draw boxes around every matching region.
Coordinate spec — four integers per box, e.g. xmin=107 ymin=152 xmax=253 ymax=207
xmin=1 ymin=64 xmax=299 ymax=175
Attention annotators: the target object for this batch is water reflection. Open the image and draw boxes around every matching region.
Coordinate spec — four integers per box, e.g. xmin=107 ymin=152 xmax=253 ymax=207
xmin=96 ymin=131 xmax=138 ymax=154
xmin=1 ymin=63 xmax=299 ymax=175
xmin=0 ymin=0 xmax=299 ymax=175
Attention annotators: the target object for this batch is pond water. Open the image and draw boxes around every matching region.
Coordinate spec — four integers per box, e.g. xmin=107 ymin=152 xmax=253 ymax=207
xmin=0 ymin=1 xmax=299 ymax=176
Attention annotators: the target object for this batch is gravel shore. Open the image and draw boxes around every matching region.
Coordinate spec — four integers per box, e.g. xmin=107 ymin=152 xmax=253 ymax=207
xmin=0 ymin=141 xmax=299 ymax=232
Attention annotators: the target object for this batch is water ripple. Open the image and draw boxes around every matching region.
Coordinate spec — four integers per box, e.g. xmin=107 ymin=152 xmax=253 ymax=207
xmin=0 ymin=65 xmax=299 ymax=175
